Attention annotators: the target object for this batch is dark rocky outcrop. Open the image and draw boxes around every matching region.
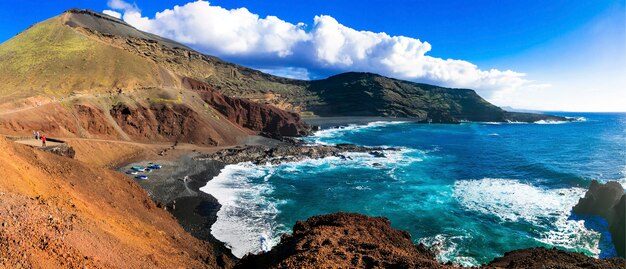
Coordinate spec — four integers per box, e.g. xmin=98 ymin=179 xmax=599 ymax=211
xmin=573 ymin=180 xmax=626 ymax=257
xmin=40 ymin=144 xmax=76 ymax=158
xmin=198 ymin=144 xmax=397 ymax=165
xmin=235 ymin=213 xmax=626 ymax=269
xmin=485 ymin=247 xmax=625 ymax=269
xmin=503 ymin=111 xmax=573 ymax=123
xmin=183 ymin=77 xmax=311 ymax=137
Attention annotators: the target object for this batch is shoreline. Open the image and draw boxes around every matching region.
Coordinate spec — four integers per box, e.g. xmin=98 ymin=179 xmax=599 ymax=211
xmin=115 ymin=134 xmax=316 ymax=259
xmin=117 ymin=122 xmax=402 ymax=259
xmin=119 ymin=155 xmax=234 ymax=257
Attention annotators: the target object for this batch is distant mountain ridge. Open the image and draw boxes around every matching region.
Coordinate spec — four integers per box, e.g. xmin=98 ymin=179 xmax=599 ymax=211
xmin=0 ymin=9 xmax=568 ymax=143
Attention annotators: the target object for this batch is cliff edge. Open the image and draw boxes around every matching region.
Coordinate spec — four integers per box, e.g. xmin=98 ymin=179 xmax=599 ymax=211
xmin=573 ymin=180 xmax=626 ymax=257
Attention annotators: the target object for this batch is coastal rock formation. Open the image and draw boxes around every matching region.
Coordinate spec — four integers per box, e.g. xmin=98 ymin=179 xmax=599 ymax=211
xmin=573 ymin=180 xmax=626 ymax=257
xmin=199 ymin=144 xmax=397 ymax=165
xmin=303 ymin=72 xmax=571 ymax=123
xmin=183 ymin=77 xmax=311 ymax=137
xmin=236 ymin=213 xmax=447 ymax=269
xmin=236 ymin=213 xmax=625 ymax=269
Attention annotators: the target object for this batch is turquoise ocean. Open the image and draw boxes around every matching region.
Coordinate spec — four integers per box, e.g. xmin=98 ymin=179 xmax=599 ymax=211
xmin=201 ymin=112 xmax=626 ymax=266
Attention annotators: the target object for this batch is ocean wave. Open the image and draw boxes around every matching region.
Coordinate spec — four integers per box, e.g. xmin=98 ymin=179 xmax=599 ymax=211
xmin=567 ymin=116 xmax=587 ymax=122
xmin=419 ymin=234 xmax=478 ymax=267
xmin=307 ymin=121 xmax=409 ymax=145
xmin=453 ymin=178 xmax=600 ymax=256
xmin=200 ymin=163 xmax=287 ymax=258
xmin=201 ymin=147 xmax=421 ymax=257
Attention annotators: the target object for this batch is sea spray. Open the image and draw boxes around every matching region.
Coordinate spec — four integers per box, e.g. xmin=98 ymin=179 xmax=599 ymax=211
xmin=453 ymin=178 xmax=600 ymax=256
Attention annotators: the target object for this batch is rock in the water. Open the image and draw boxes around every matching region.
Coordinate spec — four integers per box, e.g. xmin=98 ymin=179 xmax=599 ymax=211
xmin=198 ymin=144 xmax=398 ymax=165
xmin=369 ymin=151 xmax=386 ymax=158
xmin=573 ymin=180 xmax=626 ymax=257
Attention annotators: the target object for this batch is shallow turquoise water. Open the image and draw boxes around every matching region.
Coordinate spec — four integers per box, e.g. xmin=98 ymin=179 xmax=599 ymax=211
xmin=201 ymin=113 xmax=626 ymax=265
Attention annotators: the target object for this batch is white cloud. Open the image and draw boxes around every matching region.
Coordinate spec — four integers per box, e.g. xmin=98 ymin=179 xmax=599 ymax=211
xmin=102 ymin=9 xmax=122 ymax=19
xmin=114 ymin=1 xmax=309 ymax=57
xmin=107 ymin=0 xmax=544 ymax=102
xmin=107 ymin=0 xmax=138 ymax=12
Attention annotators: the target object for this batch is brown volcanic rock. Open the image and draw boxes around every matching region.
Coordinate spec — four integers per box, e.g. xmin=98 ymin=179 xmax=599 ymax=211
xmin=183 ymin=77 xmax=311 ymax=137
xmin=485 ymin=248 xmax=625 ymax=269
xmin=0 ymin=103 xmax=80 ymax=137
xmin=109 ymin=102 xmax=248 ymax=146
xmin=74 ymin=104 xmax=120 ymax=139
xmin=236 ymin=212 xmax=448 ymax=269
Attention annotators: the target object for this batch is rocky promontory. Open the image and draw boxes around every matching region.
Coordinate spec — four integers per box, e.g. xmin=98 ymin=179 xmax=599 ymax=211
xmin=198 ymin=144 xmax=397 ymax=165
xmin=573 ymin=180 xmax=626 ymax=257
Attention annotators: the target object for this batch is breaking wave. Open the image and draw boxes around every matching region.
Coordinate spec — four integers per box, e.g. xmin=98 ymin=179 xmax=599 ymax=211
xmin=307 ymin=121 xmax=409 ymax=144
xmin=201 ymin=147 xmax=421 ymax=258
xmin=453 ymin=178 xmax=601 ymax=256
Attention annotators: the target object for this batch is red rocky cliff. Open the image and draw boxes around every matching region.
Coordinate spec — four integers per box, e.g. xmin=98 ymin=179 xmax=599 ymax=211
xmin=183 ymin=77 xmax=311 ymax=137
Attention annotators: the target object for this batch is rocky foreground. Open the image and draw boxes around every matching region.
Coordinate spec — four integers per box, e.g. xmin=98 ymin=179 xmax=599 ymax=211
xmin=236 ymin=213 xmax=625 ymax=269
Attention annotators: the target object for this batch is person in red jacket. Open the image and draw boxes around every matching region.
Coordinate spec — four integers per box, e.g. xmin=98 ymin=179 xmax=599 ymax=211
xmin=41 ymin=135 xmax=46 ymax=147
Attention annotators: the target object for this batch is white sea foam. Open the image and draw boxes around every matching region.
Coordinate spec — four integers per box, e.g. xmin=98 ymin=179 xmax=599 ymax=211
xmin=534 ymin=119 xmax=569 ymax=124
xmin=309 ymin=121 xmax=409 ymax=144
xmin=453 ymin=178 xmax=601 ymax=256
xmin=200 ymin=162 xmax=287 ymax=258
xmin=201 ymin=147 xmax=421 ymax=258
xmin=419 ymin=234 xmax=478 ymax=267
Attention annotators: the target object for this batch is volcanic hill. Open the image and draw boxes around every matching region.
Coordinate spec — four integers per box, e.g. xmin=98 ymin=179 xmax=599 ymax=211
xmin=0 ymin=9 xmax=309 ymax=146
xmin=0 ymin=9 xmax=565 ymax=146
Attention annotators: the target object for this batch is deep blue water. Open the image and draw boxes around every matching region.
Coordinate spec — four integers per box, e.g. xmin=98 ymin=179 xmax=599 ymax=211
xmin=202 ymin=113 xmax=626 ymax=265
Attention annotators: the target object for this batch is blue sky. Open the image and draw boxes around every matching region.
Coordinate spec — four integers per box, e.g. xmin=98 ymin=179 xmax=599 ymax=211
xmin=0 ymin=0 xmax=624 ymax=111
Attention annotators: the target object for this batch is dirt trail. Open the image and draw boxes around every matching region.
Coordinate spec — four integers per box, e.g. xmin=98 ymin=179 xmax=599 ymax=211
xmin=14 ymin=139 xmax=64 ymax=147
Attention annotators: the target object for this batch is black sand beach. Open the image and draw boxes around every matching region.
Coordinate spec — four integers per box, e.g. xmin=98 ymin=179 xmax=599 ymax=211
xmin=120 ymin=155 xmax=229 ymax=252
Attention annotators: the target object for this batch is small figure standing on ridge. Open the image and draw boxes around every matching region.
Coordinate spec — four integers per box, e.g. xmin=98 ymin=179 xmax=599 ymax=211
xmin=36 ymin=131 xmax=40 ymax=140
xmin=41 ymin=135 xmax=46 ymax=147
